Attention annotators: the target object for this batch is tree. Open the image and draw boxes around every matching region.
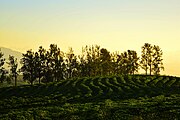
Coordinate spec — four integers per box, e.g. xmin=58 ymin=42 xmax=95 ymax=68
xmin=34 ymin=52 xmax=42 ymax=84
xmin=55 ymin=50 xmax=65 ymax=81
xmin=0 ymin=49 xmax=7 ymax=83
xmin=91 ymin=45 xmax=101 ymax=76
xmin=100 ymin=48 xmax=112 ymax=75
xmin=127 ymin=50 xmax=139 ymax=75
xmin=152 ymin=45 xmax=164 ymax=75
xmin=21 ymin=50 xmax=36 ymax=85
xmin=78 ymin=45 xmax=101 ymax=77
xmin=7 ymin=55 xmax=18 ymax=86
xmin=140 ymin=43 xmax=164 ymax=75
xmin=111 ymin=51 xmax=121 ymax=75
xmin=78 ymin=48 xmax=87 ymax=77
xmin=65 ymin=47 xmax=78 ymax=79
xmin=140 ymin=43 xmax=153 ymax=75
xmin=120 ymin=51 xmax=129 ymax=75
xmin=84 ymin=45 xmax=93 ymax=77
xmin=42 ymin=44 xmax=65 ymax=83
xmin=118 ymin=50 xmax=139 ymax=75
xmin=49 ymin=44 xmax=64 ymax=81
xmin=37 ymin=46 xmax=47 ymax=84
xmin=41 ymin=50 xmax=53 ymax=83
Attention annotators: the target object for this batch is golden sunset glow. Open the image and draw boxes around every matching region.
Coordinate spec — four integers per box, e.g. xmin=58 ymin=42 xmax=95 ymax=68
xmin=0 ymin=0 xmax=180 ymax=76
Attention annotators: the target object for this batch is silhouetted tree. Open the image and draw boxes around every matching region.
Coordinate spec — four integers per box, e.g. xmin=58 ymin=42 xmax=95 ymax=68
xmin=7 ymin=55 xmax=18 ymax=86
xmin=50 ymin=44 xmax=64 ymax=81
xmin=42 ymin=44 xmax=64 ymax=82
xmin=152 ymin=45 xmax=164 ymax=75
xmin=21 ymin=50 xmax=36 ymax=85
xmin=111 ymin=51 xmax=121 ymax=75
xmin=36 ymin=46 xmax=47 ymax=84
xmin=84 ymin=45 xmax=93 ymax=77
xmin=140 ymin=43 xmax=164 ymax=75
xmin=127 ymin=50 xmax=139 ymax=75
xmin=78 ymin=48 xmax=87 ymax=77
xmin=65 ymin=47 xmax=78 ymax=79
xmin=140 ymin=43 xmax=153 ymax=75
xmin=0 ymin=50 xmax=7 ymax=83
xmin=100 ymin=48 xmax=111 ymax=75
xmin=120 ymin=51 xmax=130 ymax=75
xmin=34 ymin=52 xmax=42 ymax=84
xmin=42 ymin=52 xmax=53 ymax=83
xmin=77 ymin=45 xmax=102 ymax=77
xmin=91 ymin=45 xmax=101 ymax=76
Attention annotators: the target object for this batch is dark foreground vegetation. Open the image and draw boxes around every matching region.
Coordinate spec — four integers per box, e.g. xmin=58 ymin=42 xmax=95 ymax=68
xmin=0 ymin=75 xmax=179 ymax=119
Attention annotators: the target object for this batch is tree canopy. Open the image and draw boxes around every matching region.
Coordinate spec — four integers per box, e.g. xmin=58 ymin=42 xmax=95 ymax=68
xmin=0 ymin=43 xmax=164 ymax=85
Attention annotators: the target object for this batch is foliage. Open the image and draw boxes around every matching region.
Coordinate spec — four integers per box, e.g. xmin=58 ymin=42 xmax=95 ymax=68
xmin=18 ymin=43 xmax=165 ymax=85
xmin=20 ymin=50 xmax=36 ymax=85
xmin=65 ymin=47 xmax=78 ymax=79
xmin=140 ymin=43 xmax=164 ymax=75
xmin=152 ymin=45 xmax=164 ymax=75
xmin=0 ymin=49 xmax=8 ymax=83
xmin=7 ymin=55 xmax=18 ymax=86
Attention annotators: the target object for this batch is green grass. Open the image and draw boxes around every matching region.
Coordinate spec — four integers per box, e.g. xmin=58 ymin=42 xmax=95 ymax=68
xmin=0 ymin=75 xmax=180 ymax=119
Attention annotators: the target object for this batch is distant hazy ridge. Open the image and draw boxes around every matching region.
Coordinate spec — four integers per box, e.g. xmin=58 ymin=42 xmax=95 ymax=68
xmin=0 ymin=47 xmax=22 ymax=69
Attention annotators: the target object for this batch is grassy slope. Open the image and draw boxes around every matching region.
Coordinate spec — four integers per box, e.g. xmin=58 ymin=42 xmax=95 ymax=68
xmin=0 ymin=75 xmax=180 ymax=119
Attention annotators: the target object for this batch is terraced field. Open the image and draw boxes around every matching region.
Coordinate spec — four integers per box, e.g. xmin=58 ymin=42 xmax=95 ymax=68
xmin=0 ymin=75 xmax=180 ymax=119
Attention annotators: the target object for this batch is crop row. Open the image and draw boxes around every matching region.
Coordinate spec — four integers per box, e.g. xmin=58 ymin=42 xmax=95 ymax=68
xmin=0 ymin=75 xmax=179 ymax=101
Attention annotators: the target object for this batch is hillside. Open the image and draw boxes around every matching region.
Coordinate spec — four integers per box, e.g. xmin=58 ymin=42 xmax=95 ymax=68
xmin=0 ymin=47 xmax=22 ymax=69
xmin=0 ymin=75 xmax=180 ymax=119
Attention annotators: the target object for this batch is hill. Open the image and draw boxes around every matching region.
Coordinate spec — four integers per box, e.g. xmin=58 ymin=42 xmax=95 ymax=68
xmin=0 ymin=75 xmax=179 ymax=119
xmin=0 ymin=47 xmax=22 ymax=69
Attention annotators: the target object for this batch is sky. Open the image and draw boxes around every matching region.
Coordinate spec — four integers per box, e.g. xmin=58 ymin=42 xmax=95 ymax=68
xmin=0 ymin=0 xmax=180 ymax=76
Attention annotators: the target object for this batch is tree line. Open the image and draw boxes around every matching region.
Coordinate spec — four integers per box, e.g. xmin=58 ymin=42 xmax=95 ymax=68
xmin=0 ymin=43 xmax=164 ymax=86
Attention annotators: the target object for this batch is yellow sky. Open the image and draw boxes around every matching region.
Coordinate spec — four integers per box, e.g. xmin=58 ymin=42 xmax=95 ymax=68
xmin=0 ymin=0 xmax=180 ymax=76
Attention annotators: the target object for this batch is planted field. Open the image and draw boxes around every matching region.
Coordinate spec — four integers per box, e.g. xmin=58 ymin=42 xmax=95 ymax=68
xmin=0 ymin=75 xmax=180 ymax=119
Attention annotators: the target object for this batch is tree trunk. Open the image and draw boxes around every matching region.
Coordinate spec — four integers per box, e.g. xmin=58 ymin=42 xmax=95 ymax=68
xmin=15 ymin=75 xmax=17 ymax=87
xmin=146 ymin=66 xmax=147 ymax=75
xmin=38 ymin=71 xmax=41 ymax=84
xmin=150 ymin=64 xmax=152 ymax=75
xmin=146 ymin=59 xmax=148 ymax=76
xmin=39 ymin=77 xmax=41 ymax=84
xmin=31 ymin=81 xmax=33 ymax=85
